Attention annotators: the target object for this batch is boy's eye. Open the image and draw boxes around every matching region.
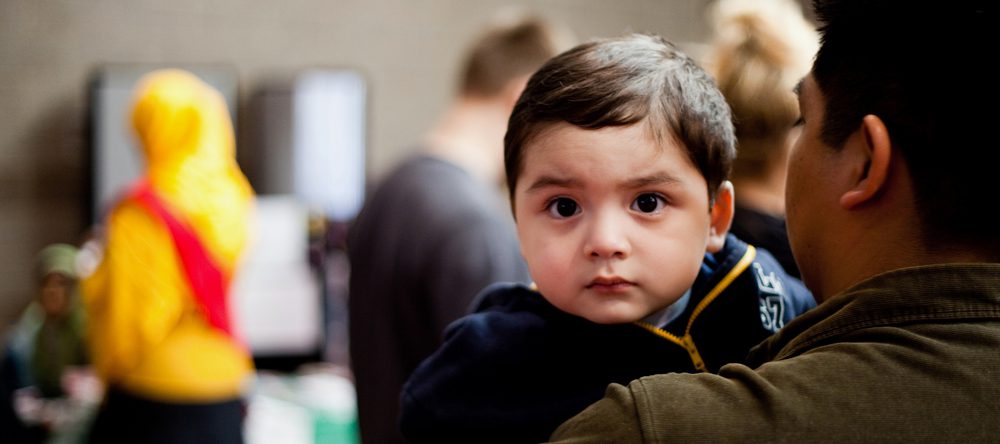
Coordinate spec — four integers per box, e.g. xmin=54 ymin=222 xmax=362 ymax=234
xmin=793 ymin=116 xmax=804 ymax=127
xmin=546 ymin=197 xmax=580 ymax=218
xmin=631 ymin=193 xmax=666 ymax=214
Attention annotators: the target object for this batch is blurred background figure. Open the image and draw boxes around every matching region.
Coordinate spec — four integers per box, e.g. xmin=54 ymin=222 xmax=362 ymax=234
xmin=21 ymin=245 xmax=88 ymax=400
xmin=347 ymin=11 xmax=572 ymax=444
xmin=3 ymin=243 xmax=95 ymax=443
xmin=80 ymin=69 xmax=254 ymax=443
xmin=703 ymin=0 xmax=818 ymax=276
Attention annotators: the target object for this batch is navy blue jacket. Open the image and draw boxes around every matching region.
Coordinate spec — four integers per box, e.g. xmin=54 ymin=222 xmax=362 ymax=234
xmin=400 ymin=235 xmax=815 ymax=443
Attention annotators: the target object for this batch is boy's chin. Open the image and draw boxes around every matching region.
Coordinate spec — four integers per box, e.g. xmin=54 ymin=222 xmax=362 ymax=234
xmin=576 ymin=308 xmax=646 ymax=325
xmin=542 ymin=291 xmax=657 ymax=324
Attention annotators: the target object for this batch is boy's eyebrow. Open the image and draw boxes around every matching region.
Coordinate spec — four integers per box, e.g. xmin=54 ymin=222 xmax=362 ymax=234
xmin=622 ymin=173 xmax=681 ymax=189
xmin=525 ymin=176 xmax=581 ymax=193
xmin=525 ymin=174 xmax=682 ymax=193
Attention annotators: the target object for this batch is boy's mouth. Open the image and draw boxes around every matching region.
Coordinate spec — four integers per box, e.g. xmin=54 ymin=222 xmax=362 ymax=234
xmin=586 ymin=276 xmax=635 ymax=292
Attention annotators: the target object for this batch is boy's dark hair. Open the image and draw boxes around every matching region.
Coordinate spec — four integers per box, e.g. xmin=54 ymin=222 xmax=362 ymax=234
xmin=811 ymin=0 xmax=997 ymax=255
xmin=460 ymin=14 xmax=570 ymax=98
xmin=504 ymin=33 xmax=736 ymax=206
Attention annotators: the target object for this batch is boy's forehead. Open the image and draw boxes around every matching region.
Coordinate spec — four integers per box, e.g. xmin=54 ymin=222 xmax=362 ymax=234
xmin=522 ymin=120 xmax=571 ymax=147
xmin=530 ymin=121 xmax=689 ymax=162
xmin=522 ymin=120 xmax=674 ymax=155
xmin=519 ymin=122 xmax=702 ymax=184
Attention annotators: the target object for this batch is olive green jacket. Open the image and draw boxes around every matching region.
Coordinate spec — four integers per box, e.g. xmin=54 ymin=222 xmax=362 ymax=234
xmin=550 ymin=264 xmax=1000 ymax=443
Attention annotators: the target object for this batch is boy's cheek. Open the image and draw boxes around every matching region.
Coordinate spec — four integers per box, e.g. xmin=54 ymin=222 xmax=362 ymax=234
xmin=531 ymin=251 xmax=575 ymax=284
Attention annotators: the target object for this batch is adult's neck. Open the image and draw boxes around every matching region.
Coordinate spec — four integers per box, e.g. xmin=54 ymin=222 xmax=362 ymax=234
xmin=814 ymin=212 xmax=993 ymax=303
xmin=423 ymin=95 xmax=510 ymax=186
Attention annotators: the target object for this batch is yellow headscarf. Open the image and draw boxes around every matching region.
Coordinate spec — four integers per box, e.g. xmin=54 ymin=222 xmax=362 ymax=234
xmin=130 ymin=69 xmax=253 ymax=269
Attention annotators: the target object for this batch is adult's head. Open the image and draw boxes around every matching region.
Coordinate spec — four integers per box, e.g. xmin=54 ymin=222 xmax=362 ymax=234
xmin=505 ymin=33 xmax=736 ymax=208
xmin=786 ymin=0 xmax=997 ymax=300
xmin=458 ymin=11 xmax=574 ymax=104
xmin=706 ymin=0 xmax=817 ymax=187
xmin=425 ymin=12 xmax=572 ymax=185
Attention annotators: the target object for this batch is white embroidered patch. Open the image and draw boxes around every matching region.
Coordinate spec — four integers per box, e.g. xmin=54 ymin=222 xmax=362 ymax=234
xmin=754 ymin=262 xmax=786 ymax=333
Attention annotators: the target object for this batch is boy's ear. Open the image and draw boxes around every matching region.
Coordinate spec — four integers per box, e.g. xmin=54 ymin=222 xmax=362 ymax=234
xmin=707 ymin=181 xmax=734 ymax=253
xmin=840 ymin=114 xmax=891 ymax=210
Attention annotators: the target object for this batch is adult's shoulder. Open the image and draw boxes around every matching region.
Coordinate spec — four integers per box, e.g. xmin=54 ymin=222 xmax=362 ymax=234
xmin=555 ymin=329 xmax=1000 ymax=443
xmin=548 ymin=362 xmax=801 ymax=442
xmin=348 ymin=154 xmax=504 ymax=248
xmin=386 ymin=155 xmax=490 ymax=205
xmin=372 ymin=155 xmax=512 ymax=233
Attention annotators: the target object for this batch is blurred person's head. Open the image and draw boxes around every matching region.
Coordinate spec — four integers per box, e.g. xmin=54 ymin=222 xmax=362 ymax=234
xmin=786 ymin=0 xmax=997 ymax=300
xmin=504 ymin=34 xmax=736 ymax=324
xmin=35 ymin=244 xmax=79 ymax=319
xmin=130 ymin=69 xmax=253 ymax=265
xmin=459 ymin=11 xmax=574 ymax=105
xmin=705 ymin=0 xmax=817 ymax=197
xmin=428 ymin=12 xmax=573 ymax=185
xmin=131 ymin=69 xmax=236 ymax=170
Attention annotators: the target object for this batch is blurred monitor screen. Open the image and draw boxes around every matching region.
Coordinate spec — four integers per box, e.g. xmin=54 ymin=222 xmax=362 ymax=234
xmin=231 ymin=196 xmax=324 ymax=357
xmin=253 ymin=69 xmax=367 ymax=221
xmin=293 ymin=70 xmax=366 ymax=221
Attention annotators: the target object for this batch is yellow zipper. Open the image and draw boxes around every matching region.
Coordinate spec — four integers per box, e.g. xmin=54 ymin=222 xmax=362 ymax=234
xmin=633 ymin=245 xmax=757 ymax=372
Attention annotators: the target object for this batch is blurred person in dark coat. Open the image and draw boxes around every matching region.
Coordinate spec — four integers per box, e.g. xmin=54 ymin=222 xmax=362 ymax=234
xmin=347 ymin=11 xmax=571 ymax=444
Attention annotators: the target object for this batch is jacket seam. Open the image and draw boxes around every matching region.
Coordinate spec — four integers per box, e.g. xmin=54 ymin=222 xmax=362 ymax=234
xmin=780 ymin=308 xmax=1000 ymax=358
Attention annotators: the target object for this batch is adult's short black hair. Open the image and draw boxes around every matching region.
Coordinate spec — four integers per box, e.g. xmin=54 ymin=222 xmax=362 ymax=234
xmin=811 ymin=0 xmax=997 ymax=254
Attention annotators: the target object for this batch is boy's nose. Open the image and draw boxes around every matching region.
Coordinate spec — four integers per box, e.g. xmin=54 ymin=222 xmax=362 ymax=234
xmin=584 ymin=211 xmax=631 ymax=260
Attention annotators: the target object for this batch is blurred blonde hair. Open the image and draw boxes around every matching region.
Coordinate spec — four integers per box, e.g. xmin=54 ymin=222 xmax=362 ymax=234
xmin=705 ymin=0 xmax=818 ymax=179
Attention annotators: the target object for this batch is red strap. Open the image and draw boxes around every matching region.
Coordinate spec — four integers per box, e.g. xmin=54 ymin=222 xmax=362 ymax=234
xmin=127 ymin=180 xmax=234 ymax=337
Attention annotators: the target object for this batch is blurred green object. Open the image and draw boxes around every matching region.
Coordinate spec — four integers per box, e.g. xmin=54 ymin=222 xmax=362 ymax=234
xmin=6 ymin=243 xmax=97 ymax=443
xmin=245 ymin=367 xmax=358 ymax=444
xmin=313 ymin=410 xmax=359 ymax=444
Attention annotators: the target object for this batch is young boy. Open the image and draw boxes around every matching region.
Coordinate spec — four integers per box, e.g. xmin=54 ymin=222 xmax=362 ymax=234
xmin=399 ymin=33 xmax=815 ymax=443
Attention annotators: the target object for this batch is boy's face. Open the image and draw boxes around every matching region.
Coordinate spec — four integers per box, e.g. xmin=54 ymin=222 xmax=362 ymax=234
xmin=513 ymin=122 xmax=729 ymax=324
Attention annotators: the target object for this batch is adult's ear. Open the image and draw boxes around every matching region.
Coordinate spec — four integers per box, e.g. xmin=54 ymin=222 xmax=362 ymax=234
xmin=707 ymin=181 xmax=734 ymax=253
xmin=840 ymin=115 xmax=892 ymax=209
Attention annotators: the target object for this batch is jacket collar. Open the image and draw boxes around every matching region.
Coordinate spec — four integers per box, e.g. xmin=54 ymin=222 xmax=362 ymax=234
xmin=748 ymin=263 xmax=1000 ymax=365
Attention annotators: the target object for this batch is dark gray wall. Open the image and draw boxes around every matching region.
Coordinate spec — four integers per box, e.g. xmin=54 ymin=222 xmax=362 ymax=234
xmin=0 ymin=0 xmax=716 ymax=326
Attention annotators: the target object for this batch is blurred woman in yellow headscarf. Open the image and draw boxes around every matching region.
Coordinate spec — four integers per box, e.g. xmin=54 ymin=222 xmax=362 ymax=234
xmin=82 ymin=69 xmax=254 ymax=443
